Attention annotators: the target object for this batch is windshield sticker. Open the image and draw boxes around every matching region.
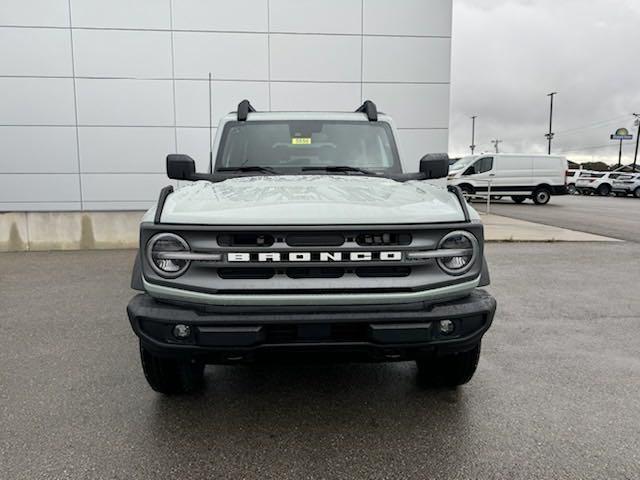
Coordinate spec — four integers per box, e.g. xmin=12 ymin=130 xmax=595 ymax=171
xmin=291 ymin=137 xmax=311 ymax=145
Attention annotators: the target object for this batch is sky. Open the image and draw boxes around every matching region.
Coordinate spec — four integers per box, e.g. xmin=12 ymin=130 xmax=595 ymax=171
xmin=449 ymin=0 xmax=640 ymax=164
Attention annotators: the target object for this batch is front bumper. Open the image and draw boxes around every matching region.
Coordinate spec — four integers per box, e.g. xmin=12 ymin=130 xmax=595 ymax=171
xmin=127 ymin=290 xmax=496 ymax=363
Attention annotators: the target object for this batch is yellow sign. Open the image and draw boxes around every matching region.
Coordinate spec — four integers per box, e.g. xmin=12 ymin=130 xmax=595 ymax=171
xmin=291 ymin=137 xmax=311 ymax=145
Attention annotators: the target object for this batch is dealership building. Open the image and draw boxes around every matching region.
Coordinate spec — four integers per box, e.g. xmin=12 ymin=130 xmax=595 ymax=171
xmin=0 ymin=0 xmax=452 ymax=248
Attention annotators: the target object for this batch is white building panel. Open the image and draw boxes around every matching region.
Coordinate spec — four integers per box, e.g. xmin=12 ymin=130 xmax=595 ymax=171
xmin=270 ymin=0 xmax=361 ymax=34
xmin=75 ymin=79 xmax=174 ymax=126
xmin=0 ymin=126 xmax=78 ymax=173
xmin=173 ymin=32 xmax=269 ymax=80
xmin=362 ymin=83 xmax=450 ymax=129
xmin=364 ymin=0 xmax=452 ymax=37
xmin=0 ymin=0 xmax=69 ymax=27
xmin=363 ymin=36 xmax=451 ymax=83
xmin=0 ymin=28 xmax=72 ymax=77
xmin=172 ymin=0 xmax=268 ymax=32
xmin=72 ymin=30 xmax=173 ymax=78
xmin=78 ymin=127 xmax=175 ymax=173
xmin=0 ymin=78 xmax=76 ymax=125
xmin=0 ymin=174 xmax=80 ymax=203
xmin=69 ymin=0 xmax=171 ymax=30
xmin=270 ymin=82 xmax=361 ymax=112
xmin=270 ymin=34 xmax=361 ymax=82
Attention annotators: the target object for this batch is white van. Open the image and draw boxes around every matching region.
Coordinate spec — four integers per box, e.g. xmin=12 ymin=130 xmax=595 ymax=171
xmin=448 ymin=153 xmax=569 ymax=205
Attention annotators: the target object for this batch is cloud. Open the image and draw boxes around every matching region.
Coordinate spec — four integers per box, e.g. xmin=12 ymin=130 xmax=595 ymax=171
xmin=449 ymin=0 xmax=640 ymax=164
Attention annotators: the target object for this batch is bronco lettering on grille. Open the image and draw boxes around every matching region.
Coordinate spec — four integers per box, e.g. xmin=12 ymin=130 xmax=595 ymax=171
xmin=227 ymin=251 xmax=402 ymax=262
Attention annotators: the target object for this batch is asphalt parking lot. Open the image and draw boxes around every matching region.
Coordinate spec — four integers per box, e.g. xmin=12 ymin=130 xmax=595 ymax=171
xmin=478 ymin=194 xmax=640 ymax=242
xmin=2 ymin=242 xmax=639 ymax=479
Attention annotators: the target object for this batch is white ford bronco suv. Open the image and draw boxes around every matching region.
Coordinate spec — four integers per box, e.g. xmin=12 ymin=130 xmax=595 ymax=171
xmin=127 ymin=100 xmax=496 ymax=394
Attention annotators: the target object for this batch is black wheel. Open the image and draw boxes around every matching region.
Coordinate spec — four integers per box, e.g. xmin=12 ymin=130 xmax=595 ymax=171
xmin=511 ymin=195 xmax=526 ymax=203
xmin=416 ymin=343 xmax=481 ymax=387
xmin=597 ymin=184 xmax=612 ymax=196
xmin=532 ymin=187 xmax=551 ymax=205
xmin=140 ymin=341 xmax=205 ymax=394
xmin=567 ymin=184 xmax=577 ymax=195
xmin=634 ymin=187 xmax=640 ymax=199
xmin=458 ymin=184 xmax=474 ymax=196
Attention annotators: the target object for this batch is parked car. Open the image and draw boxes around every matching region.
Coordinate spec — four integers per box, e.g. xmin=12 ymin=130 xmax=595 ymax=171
xmin=612 ymin=173 xmax=640 ymax=198
xmin=566 ymin=169 xmax=589 ymax=194
xmin=447 ymin=153 xmax=569 ymax=205
xmin=575 ymin=171 xmax=627 ymax=196
xmin=126 ymin=100 xmax=496 ymax=394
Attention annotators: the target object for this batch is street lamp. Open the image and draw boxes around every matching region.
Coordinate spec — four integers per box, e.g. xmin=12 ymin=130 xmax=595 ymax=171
xmin=633 ymin=113 xmax=640 ymax=171
xmin=545 ymin=92 xmax=557 ymax=154
xmin=470 ymin=115 xmax=477 ymax=154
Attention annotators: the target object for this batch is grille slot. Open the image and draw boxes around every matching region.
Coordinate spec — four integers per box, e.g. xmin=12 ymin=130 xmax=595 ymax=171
xmin=286 ymin=233 xmax=345 ymax=246
xmin=286 ymin=267 xmax=344 ymax=279
xmin=218 ymin=233 xmax=274 ymax=247
xmin=356 ymin=232 xmax=412 ymax=246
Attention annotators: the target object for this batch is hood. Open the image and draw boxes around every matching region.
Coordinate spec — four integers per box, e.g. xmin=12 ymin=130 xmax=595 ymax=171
xmin=155 ymin=175 xmax=475 ymax=225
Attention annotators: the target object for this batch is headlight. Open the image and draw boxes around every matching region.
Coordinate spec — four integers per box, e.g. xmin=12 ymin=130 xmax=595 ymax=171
xmin=436 ymin=231 xmax=478 ymax=275
xmin=146 ymin=233 xmax=191 ymax=278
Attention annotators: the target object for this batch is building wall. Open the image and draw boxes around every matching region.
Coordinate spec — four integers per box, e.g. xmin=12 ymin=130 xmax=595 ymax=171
xmin=0 ymin=0 xmax=452 ymax=212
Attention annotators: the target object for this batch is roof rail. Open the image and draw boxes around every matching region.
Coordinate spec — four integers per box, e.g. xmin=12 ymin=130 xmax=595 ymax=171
xmin=237 ymin=99 xmax=256 ymax=121
xmin=355 ymin=100 xmax=378 ymax=121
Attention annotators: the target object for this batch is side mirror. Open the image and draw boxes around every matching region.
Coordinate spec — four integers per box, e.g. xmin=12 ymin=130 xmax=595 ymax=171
xmin=166 ymin=154 xmax=196 ymax=180
xmin=419 ymin=153 xmax=450 ymax=179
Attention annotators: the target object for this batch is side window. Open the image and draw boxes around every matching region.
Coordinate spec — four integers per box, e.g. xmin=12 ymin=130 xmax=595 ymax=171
xmin=476 ymin=157 xmax=493 ymax=174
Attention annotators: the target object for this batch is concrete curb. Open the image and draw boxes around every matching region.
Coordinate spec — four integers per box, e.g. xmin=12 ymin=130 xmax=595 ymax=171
xmin=0 ymin=211 xmax=620 ymax=252
xmin=0 ymin=211 xmax=141 ymax=252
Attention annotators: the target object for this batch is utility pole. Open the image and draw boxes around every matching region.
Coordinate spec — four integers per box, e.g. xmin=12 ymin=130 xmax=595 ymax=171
xmin=633 ymin=113 xmax=640 ymax=171
xmin=491 ymin=139 xmax=502 ymax=153
xmin=545 ymin=92 xmax=557 ymax=154
xmin=470 ymin=115 xmax=477 ymax=154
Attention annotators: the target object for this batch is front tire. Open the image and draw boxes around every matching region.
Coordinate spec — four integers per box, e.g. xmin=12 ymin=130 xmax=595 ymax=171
xmin=416 ymin=343 xmax=481 ymax=387
xmin=567 ymin=184 xmax=577 ymax=195
xmin=511 ymin=195 xmax=526 ymax=203
xmin=532 ymin=187 xmax=551 ymax=205
xmin=634 ymin=187 xmax=640 ymax=199
xmin=140 ymin=341 xmax=205 ymax=395
xmin=597 ymin=184 xmax=612 ymax=196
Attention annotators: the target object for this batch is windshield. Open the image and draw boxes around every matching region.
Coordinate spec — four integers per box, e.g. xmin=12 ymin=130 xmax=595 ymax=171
xmin=450 ymin=155 xmax=478 ymax=171
xmin=215 ymin=120 xmax=402 ymax=174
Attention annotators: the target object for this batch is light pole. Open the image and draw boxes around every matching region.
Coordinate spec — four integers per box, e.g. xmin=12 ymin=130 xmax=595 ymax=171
xmin=470 ymin=115 xmax=477 ymax=154
xmin=545 ymin=92 xmax=557 ymax=154
xmin=633 ymin=113 xmax=640 ymax=171
xmin=491 ymin=139 xmax=502 ymax=153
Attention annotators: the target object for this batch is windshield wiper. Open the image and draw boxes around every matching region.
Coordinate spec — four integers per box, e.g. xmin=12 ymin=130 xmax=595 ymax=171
xmin=217 ymin=166 xmax=278 ymax=174
xmin=301 ymin=166 xmax=381 ymax=176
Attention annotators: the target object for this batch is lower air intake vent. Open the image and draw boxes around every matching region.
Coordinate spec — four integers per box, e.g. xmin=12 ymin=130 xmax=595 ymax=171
xmin=218 ymin=268 xmax=275 ymax=279
xmin=355 ymin=267 xmax=411 ymax=278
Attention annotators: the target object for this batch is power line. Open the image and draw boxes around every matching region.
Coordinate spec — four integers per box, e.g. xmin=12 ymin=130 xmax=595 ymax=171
xmin=556 ymin=143 xmax=618 ymax=153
